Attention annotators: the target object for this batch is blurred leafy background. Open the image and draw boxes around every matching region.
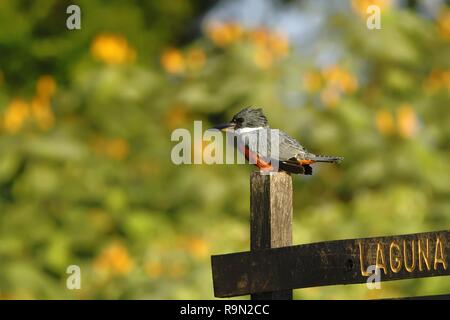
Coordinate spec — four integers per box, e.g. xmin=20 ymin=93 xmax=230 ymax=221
xmin=0 ymin=0 xmax=449 ymax=299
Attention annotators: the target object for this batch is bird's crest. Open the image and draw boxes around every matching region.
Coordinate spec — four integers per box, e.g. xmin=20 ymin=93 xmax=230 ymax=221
xmin=233 ymin=107 xmax=269 ymax=128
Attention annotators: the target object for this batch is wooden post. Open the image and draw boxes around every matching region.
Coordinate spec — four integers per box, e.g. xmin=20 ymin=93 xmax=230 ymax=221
xmin=250 ymin=171 xmax=293 ymax=300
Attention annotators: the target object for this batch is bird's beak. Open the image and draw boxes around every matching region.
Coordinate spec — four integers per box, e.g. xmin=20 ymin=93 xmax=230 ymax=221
xmin=209 ymin=122 xmax=236 ymax=132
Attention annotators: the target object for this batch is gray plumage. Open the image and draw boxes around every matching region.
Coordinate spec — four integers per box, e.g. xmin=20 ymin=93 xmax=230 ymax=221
xmin=215 ymin=107 xmax=343 ymax=175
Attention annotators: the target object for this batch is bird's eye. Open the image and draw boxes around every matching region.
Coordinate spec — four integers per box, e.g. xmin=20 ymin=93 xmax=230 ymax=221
xmin=236 ymin=117 xmax=244 ymax=123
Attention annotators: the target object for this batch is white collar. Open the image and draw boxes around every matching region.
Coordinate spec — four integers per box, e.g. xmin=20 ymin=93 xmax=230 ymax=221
xmin=234 ymin=127 xmax=264 ymax=135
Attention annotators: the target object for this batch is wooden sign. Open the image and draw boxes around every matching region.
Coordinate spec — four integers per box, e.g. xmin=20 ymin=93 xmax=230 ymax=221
xmin=211 ymin=230 xmax=450 ymax=298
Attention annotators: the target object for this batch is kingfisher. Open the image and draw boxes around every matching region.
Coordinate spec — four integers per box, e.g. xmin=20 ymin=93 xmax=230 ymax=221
xmin=211 ymin=107 xmax=343 ymax=175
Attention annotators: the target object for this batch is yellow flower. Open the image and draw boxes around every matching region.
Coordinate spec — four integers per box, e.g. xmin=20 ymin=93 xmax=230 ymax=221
xmin=320 ymin=87 xmax=340 ymax=108
xmin=351 ymin=0 xmax=391 ymax=18
xmin=36 ymin=75 xmax=56 ymax=99
xmin=92 ymin=137 xmax=130 ymax=160
xmin=3 ymin=98 xmax=30 ymax=134
xmin=397 ymin=104 xmax=418 ymax=138
xmin=168 ymin=261 xmax=187 ymax=278
xmin=230 ymin=23 xmax=244 ymax=38
xmin=164 ymin=104 xmax=188 ymax=130
xmin=186 ymin=48 xmax=206 ymax=72
xmin=0 ymin=293 xmax=34 ymax=300
xmin=322 ymin=65 xmax=358 ymax=94
xmin=250 ymin=28 xmax=289 ymax=61
xmin=269 ymin=32 xmax=289 ymax=58
xmin=206 ymin=22 xmax=243 ymax=47
xmin=438 ymin=8 xmax=450 ymax=41
xmin=94 ymin=243 xmax=134 ymax=275
xmin=137 ymin=161 xmax=161 ymax=178
xmin=91 ymin=33 xmax=136 ymax=64
xmin=339 ymin=73 xmax=358 ymax=93
xmin=249 ymin=28 xmax=270 ymax=48
xmin=161 ymin=48 xmax=185 ymax=74
xmin=144 ymin=261 xmax=163 ymax=279
xmin=375 ymin=108 xmax=395 ymax=136
xmin=253 ymin=47 xmax=273 ymax=69
xmin=322 ymin=65 xmax=342 ymax=84
xmin=88 ymin=209 xmax=113 ymax=233
xmin=303 ymin=71 xmax=323 ymax=93
xmin=423 ymin=69 xmax=450 ymax=93
xmin=186 ymin=237 xmax=209 ymax=260
xmin=31 ymin=96 xmax=54 ymax=131
xmin=105 ymin=138 xmax=129 ymax=160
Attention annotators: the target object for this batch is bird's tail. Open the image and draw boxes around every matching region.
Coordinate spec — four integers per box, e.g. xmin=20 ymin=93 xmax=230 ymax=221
xmin=307 ymin=154 xmax=343 ymax=163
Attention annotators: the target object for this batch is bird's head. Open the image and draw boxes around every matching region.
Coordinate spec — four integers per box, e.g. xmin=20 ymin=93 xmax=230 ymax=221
xmin=211 ymin=107 xmax=269 ymax=132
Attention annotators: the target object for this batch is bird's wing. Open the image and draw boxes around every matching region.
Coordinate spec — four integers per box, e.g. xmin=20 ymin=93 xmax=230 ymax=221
xmin=236 ymin=129 xmax=308 ymax=162
xmin=276 ymin=131 xmax=308 ymax=161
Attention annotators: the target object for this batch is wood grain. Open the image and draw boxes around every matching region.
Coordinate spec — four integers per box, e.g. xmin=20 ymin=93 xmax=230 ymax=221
xmin=250 ymin=171 xmax=293 ymax=300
